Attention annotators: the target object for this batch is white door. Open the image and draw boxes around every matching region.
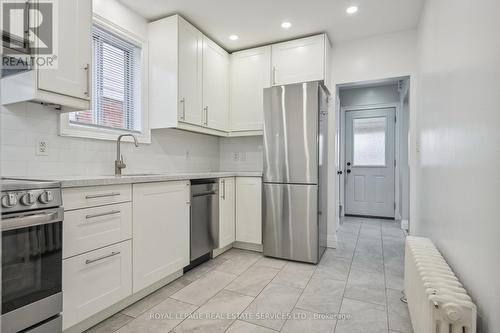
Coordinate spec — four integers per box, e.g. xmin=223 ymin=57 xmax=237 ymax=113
xmin=203 ymin=36 xmax=229 ymax=131
xmin=38 ymin=0 xmax=92 ymax=100
xmin=230 ymin=46 xmax=271 ymax=131
xmin=219 ymin=177 xmax=235 ymax=248
xmin=271 ymin=35 xmax=325 ymax=86
xmin=132 ymin=181 xmax=190 ymax=293
xmin=235 ymin=177 xmax=262 ymax=244
xmin=345 ymin=108 xmax=395 ymax=218
xmin=178 ymin=18 xmax=203 ymax=126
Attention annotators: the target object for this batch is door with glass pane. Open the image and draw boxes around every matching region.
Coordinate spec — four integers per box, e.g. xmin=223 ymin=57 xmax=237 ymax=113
xmin=345 ymin=108 xmax=395 ymax=218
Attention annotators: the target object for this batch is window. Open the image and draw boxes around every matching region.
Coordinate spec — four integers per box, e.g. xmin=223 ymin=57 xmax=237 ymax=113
xmin=353 ymin=117 xmax=386 ymax=166
xmin=61 ymin=18 xmax=150 ymax=143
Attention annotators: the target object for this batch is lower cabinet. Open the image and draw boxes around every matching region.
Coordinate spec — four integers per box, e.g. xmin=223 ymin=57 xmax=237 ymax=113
xmin=235 ymin=177 xmax=262 ymax=245
xmin=218 ymin=177 xmax=235 ymax=248
xmin=62 ymin=240 xmax=132 ymax=330
xmin=132 ymin=181 xmax=190 ymax=293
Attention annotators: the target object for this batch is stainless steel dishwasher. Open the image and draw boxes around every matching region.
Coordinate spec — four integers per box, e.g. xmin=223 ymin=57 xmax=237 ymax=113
xmin=188 ymin=179 xmax=219 ymax=269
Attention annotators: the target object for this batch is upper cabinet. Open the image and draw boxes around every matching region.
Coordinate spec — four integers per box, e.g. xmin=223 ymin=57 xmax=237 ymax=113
xmin=203 ymin=37 xmax=229 ymax=131
xmin=271 ymin=34 xmax=331 ymax=91
xmin=229 ymin=46 xmax=271 ymax=134
xmin=1 ymin=0 xmax=92 ymax=111
xmin=149 ymin=15 xmax=229 ymax=136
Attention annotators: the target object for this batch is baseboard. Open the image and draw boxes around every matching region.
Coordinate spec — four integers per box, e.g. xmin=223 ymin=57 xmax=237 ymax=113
xmin=212 ymin=243 xmax=233 ymax=257
xmin=233 ymin=241 xmax=263 ymax=252
xmin=63 ymin=270 xmax=183 ymax=333
xmin=327 ymin=233 xmax=338 ymax=249
xmin=401 ymin=219 xmax=409 ymax=233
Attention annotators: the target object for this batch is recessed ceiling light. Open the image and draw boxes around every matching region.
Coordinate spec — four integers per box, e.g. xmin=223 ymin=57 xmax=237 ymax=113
xmin=346 ymin=6 xmax=358 ymax=14
xmin=281 ymin=21 xmax=292 ymax=29
xmin=229 ymin=34 xmax=239 ymax=41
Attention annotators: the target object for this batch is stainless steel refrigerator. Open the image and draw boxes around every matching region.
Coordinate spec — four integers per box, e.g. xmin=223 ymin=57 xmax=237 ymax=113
xmin=263 ymin=81 xmax=329 ymax=264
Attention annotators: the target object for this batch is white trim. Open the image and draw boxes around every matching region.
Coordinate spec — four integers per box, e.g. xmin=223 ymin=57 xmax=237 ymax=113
xmin=59 ymin=15 xmax=151 ymax=144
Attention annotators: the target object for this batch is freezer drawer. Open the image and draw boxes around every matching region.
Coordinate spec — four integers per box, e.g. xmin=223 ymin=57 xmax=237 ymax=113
xmin=262 ymin=183 xmax=319 ymax=263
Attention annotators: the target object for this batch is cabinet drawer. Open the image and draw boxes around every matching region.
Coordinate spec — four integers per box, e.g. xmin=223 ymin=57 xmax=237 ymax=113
xmin=62 ymin=184 xmax=132 ymax=210
xmin=63 ymin=202 xmax=132 ymax=259
xmin=63 ymin=240 xmax=132 ymax=330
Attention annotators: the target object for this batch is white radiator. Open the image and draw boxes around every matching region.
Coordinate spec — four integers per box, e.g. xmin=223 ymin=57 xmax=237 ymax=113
xmin=404 ymin=236 xmax=477 ymax=333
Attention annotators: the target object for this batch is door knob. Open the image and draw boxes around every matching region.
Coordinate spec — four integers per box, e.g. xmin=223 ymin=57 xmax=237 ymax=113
xmin=347 ymin=162 xmax=351 ymax=166
xmin=346 ymin=169 xmax=351 ymax=174
xmin=337 ymin=171 xmax=343 ymax=175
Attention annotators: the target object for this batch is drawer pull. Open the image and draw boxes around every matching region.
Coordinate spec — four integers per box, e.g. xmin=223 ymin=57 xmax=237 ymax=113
xmin=85 ymin=192 xmax=121 ymax=199
xmin=85 ymin=251 xmax=121 ymax=264
xmin=85 ymin=210 xmax=121 ymax=220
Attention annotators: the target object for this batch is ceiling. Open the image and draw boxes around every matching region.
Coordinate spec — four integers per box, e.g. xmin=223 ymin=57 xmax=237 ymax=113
xmin=118 ymin=0 xmax=424 ymax=52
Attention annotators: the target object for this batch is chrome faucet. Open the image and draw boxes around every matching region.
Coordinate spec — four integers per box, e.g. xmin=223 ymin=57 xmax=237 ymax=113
xmin=115 ymin=134 xmax=139 ymax=176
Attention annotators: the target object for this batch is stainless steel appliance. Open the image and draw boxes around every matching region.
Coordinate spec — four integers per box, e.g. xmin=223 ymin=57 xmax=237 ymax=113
xmin=188 ymin=179 xmax=219 ymax=268
xmin=1 ymin=178 xmax=63 ymax=333
xmin=262 ymin=81 xmax=329 ymax=264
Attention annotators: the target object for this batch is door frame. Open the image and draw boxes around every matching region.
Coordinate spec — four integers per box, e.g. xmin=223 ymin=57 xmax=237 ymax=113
xmin=339 ymin=102 xmax=401 ymax=220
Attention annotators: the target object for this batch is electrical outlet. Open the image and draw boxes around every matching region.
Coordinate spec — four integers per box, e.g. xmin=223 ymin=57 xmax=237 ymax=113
xmin=36 ymin=139 xmax=49 ymax=156
xmin=185 ymin=150 xmax=190 ymax=160
xmin=232 ymin=152 xmax=240 ymax=161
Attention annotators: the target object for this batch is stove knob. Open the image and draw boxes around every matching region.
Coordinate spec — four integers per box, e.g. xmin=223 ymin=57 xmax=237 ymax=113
xmin=1 ymin=193 xmax=18 ymax=208
xmin=38 ymin=190 xmax=54 ymax=204
xmin=20 ymin=192 xmax=36 ymax=206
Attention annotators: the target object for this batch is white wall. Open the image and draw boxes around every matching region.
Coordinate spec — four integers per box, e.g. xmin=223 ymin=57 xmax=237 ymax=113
xmin=416 ymin=0 xmax=500 ymax=331
xmin=339 ymin=83 xmax=400 ymax=107
xmin=219 ymin=136 xmax=263 ymax=172
xmin=329 ymin=29 xmax=418 ymax=244
xmin=0 ymin=0 xmax=220 ymax=178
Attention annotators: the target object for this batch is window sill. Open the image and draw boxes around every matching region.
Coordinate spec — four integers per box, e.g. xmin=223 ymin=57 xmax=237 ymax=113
xmin=59 ymin=116 xmax=151 ymax=144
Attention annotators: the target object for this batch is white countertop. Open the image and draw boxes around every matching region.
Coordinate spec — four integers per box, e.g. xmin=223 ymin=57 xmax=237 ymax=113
xmin=20 ymin=171 xmax=262 ymax=188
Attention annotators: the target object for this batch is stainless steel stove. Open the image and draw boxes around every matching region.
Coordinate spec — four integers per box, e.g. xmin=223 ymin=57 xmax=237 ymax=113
xmin=1 ymin=178 xmax=64 ymax=333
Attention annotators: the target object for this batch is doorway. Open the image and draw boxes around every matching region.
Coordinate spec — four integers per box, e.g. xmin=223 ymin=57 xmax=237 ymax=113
xmin=336 ymin=78 xmax=411 ymax=224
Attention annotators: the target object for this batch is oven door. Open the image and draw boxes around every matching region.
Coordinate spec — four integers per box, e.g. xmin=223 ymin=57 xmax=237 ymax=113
xmin=2 ymin=207 xmax=63 ymax=333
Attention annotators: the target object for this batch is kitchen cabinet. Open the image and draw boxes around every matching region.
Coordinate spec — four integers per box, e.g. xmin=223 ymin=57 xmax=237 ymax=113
xmin=63 ymin=241 xmax=132 ymax=330
xmin=235 ymin=177 xmax=262 ymax=245
xmin=132 ymin=181 xmax=190 ymax=293
xmin=271 ymin=34 xmax=331 ymax=90
xmin=1 ymin=0 xmax=92 ymax=110
xmin=229 ymin=46 xmax=271 ymax=134
xmin=178 ymin=17 xmax=204 ymax=126
xmin=149 ymin=15 xmax=229 ymax=136
xmin=203 ymin=37 xmax=229 ymax=131
xmin=218 ymin=177 xmax=236 ymax=248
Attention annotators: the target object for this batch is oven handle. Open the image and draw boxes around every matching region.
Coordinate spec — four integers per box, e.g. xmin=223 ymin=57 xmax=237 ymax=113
xmin=2 ymin=208 xmax=63 ymax=231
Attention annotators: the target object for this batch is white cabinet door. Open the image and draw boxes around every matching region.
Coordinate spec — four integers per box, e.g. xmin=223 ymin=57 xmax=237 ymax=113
xmin=230 ymin=46 xmax=271 ymax=132
xmin=63 ymin=241 xmax=132 ymax=330
xmin=38 ymin=0 xmax=91 ymax=100
xmin=219 ymin=177 xmax=235 ymax=248
xmin=132 ymin=181 xmax=190 ymax=293
xmin=203 ymin=36 xmax=229 ymax=131
xmin=235 ymin=177 xmax=262 ymax=244
xmin=271 ymin=35 xmax=326 ymax=86
xmin=178 ymin=17 xmax=203 ymax=126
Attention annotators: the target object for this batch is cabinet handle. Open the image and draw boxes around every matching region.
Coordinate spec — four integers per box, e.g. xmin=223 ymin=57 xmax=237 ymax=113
xmin=221 ymin=179 xmax=226 ymax=199
xmin=272 ymin=66 xmax=277 ymax=85
xmin=180 ymin=98 xmax=186 ymax=120
xmin=85 ymin=210 xmax=121 ymax=220
xmin=84 ymin=64 xmax=90 ymax=97
xmin=85 ymin=192 xmax=121 ymax=199
xmin=85 ymin=251 xmax=120 ymax=265
xmin=203 ymin=106 xmax=208 ymax=126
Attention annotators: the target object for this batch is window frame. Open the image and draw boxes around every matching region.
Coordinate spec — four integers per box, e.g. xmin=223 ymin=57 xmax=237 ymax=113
xmin=60 ymin=14 xmax=150 ymax=144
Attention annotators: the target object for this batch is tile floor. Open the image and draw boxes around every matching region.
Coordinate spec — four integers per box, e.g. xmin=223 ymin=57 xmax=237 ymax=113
xmin=85 ymin=217 xmax=413 ymax=333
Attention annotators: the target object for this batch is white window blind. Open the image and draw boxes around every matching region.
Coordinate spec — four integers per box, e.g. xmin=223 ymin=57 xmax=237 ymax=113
xmin=69 ymin=25 xmax=142 ymax=132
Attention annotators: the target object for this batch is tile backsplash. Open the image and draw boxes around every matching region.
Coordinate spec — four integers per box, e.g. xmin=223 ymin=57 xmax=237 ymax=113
xmin=219 ymin=136 xmax=263 ymax=172
xmin=1 ymin=102 xmax=221 ymax=177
